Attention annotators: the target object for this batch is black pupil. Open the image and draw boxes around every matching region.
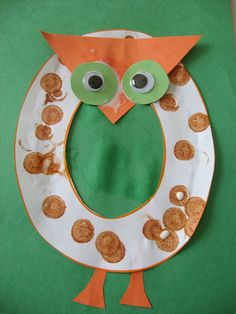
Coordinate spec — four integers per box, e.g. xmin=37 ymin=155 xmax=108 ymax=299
xmin=132 ymin=74 xmax=148 ymax=89
xmin=88 ymin=75 xmax=103 ymax=89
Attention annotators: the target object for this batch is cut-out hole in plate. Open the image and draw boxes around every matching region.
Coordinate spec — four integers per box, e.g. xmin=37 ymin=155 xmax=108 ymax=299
xmin=66 ymin=103 xmax=165 ymax=218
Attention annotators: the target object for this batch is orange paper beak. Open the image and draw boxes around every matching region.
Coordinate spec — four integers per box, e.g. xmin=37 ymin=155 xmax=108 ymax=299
xmin=42 ymin=31 xmax=201 ymax=123
xmin=99 ymin=91 xmax=135 ymax=124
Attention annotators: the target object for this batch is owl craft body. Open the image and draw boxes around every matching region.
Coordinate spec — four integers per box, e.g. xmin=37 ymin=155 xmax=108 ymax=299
xmin=15 ymin=30 xmax=215 ymax=308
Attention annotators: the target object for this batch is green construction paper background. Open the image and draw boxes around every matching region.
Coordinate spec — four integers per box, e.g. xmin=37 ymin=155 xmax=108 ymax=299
xmin=1 ymin=1 xmax=236 ymax=314
xmin=67 ymin=103 xmax=164 ymax=218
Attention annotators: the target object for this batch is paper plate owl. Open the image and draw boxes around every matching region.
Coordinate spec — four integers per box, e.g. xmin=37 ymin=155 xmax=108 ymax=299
xmin=15 ymin=29 xmax=215 ymax=308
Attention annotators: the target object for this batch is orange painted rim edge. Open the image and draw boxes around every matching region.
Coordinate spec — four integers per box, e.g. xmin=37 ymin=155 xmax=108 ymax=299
xmin=14 ymin=29 xmax=216 ymax=273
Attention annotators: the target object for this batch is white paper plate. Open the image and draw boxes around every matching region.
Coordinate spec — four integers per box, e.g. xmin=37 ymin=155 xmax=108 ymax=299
xmin=15 ymin=29 xmax=215 ymax=272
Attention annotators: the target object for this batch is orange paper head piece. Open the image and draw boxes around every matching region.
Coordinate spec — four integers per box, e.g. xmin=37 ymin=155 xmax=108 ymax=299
xmin=42 ymin=32 xmax=200 ymax=123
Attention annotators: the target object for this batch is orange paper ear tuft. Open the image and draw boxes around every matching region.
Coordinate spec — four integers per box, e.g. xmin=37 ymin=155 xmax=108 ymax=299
xmin=41 ymin=31 xmax=201 ymax=75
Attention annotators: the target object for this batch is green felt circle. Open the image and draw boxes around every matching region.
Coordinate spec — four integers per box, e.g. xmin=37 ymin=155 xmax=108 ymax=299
xmin=123 ymin=60 xmax=169 ymax=104
xmin=71 ymin=62 xmax=118 ymax=105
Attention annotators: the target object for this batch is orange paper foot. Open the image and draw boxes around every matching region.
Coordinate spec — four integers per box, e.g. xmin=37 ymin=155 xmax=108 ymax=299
xmin=120 ymin=271 xmax=152 ymax=308
xmin=73 ymin=269 xmax=107 ymax=308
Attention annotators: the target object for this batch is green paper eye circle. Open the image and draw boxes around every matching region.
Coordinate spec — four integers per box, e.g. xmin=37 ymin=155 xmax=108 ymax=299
xmin=71 ymin=62 xmax=118 ymax=105
xmin=123 ymin=60 xmax=169 ymax=104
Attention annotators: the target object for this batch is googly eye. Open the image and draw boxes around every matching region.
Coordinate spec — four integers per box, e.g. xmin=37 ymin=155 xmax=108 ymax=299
xmin=83 ymin=71 xmax=104 ymax=91
xmin=130 ymin=72 xmax=155 ymax=93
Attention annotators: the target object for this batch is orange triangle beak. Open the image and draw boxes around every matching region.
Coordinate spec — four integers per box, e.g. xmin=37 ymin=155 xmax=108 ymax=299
xmin=99 ymin=92 xmax=135 ymax=124
xmin=41 ymin=31 xmax=201 ymax=123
